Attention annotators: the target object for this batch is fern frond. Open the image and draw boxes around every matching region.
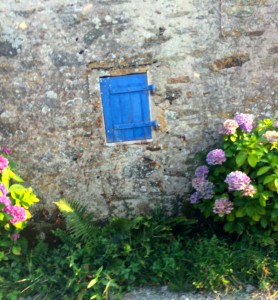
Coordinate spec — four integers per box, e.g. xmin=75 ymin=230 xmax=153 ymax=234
xmin=53 ymin=199 xmax=74 ymax=213
xmin=54 ymin=199 xmax=96 ymax=244
xmin=30 ymin=240 xmax=49 ymax=267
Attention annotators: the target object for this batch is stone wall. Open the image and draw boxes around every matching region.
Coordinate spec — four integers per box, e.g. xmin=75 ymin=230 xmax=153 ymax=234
xmin=0 ymin=0 xmax=277 ymax=219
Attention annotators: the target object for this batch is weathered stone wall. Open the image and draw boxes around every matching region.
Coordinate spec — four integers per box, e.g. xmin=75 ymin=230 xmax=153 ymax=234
xmin=0 ymin=0 xmax=277 ymax=219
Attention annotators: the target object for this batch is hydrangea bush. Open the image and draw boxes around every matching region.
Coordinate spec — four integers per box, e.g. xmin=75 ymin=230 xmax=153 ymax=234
xmin=0 ymin=148 xmax=39 ymax=260
xmin=190 ymin=114 xmax=278 ymax=243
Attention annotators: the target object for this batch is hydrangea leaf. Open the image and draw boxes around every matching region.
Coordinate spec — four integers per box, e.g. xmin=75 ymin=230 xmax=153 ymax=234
xmin=257 ymin=166 xmax=271 ymax=176
xmin=1 ymin=168 xmax=10 ymax=188
xmin=226 ymin=212 xmax=235 ymax=222
xmin=259 ymin=197 xmax=266 ymax=207
xmin=13 ymin=221 xmax=26 ymax=230
xmin=235 ymin=208 xmax=246 ymax=218
xmin=263 ymin=175 xmax=275 ymax=185
xmin=236 ymin=152 xmax=247 ymax=167
xmin=252 ymin=214 xmax=261 ymax=222
xmin=248 ymin=154 xmax=259 ymax=168
xmin=260 ymin=217 xmax=268 ymax=228
xmin=274 ymin=178 xmax=278 ymax=189
xmin=8 ymin=169 xmax=24 ymax=183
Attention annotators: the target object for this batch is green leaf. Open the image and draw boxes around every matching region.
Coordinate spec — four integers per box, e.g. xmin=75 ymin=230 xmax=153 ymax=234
xmin=252 ymin=214 xmax=261 ymax=222
xmin=225 ymin=149 xmax=234 ymax=158
xmin=224 ymin=222 xmax=234 ymax=233
xmin=13 ymin=221 xmax=26 ymax=230
xmin=87 ymin=266 xmax=103 ymax=289
xmin=12 ymin=246 xmax=21 ymax=255
xmin=263 ymin=175 xmax=275 ymax=185
xmin=1 ymin=168 xmax=10 ymax=188
xmin=0 ymin=240 xmax=11 ymax=247
xmin=235 ymin=208 xmax=246 ymax=218
xmin=230 ymin=136 xmax=237 ymax=142
xmin=87 ymin=278 xmax=98 ymax=289
xmin=246 ymin=207 xmax=255 ymax=217
xmin=8 ymin=170 xmax=24 ymax=183
xmin=248 ymin=154 xmax=259 ymax=168
xmin=0 ymin=212 xmax=5 ymax=221
xmin=259 ymin=197 xmax=266 ymax=207
xmin=271 ymin=210 xmax=278 ymax=219
xmin=0 ymin=251 xmax=7 ymax=261
xmin=226 ymin=212 xmax=235 ymax=222
xmin=236 ymin=152 xmax=247 ymax=167
xmin=260 ymin=217 xmax=268 ymax=228
xmin=257 ymin=166 xmax=271 ymax=176
xmin=275 ymin=178 xmax=278 ymax=189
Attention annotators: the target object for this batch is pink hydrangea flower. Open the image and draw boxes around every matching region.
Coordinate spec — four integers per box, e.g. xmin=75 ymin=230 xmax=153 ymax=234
xmin=274 ymin=121 xmax=278 ymax=128
xmin=213 ymin=198 xmax=234 ymax=217
xmin=0 ymin=196 xmax=11 ymax=207
xmin=206 ymin=149 xmax=226 ymax=165
xmin=2 ymin=148 xmax=12 ymax=155
xmin=0 ymin=184 xmax=8 ymax=197
xmin=220 ymin=119 xmax=239 ymax=135
xmin=234 ymin=113 xmax=253 ymax=132
xmin=263 ymin=131 xmax=278 ymax=144
xmin=0 ymin=156 xmax=8 ymax=172
xmin=225 ymin=171 xmax=251 ymax=191
xmin=11 ymin=233 xmax=20 ymax=241
xmin=242 ymin=185 xmax=256 ymax=197
xmin=3 ymin=205 xmax=26 ymax=224
xmin=192 ymin=177 xmax=206 ymax=190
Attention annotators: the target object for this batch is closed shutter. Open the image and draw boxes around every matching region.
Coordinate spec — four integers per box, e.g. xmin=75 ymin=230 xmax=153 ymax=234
xmin=100 ymin=73 xmax=157 ymax=143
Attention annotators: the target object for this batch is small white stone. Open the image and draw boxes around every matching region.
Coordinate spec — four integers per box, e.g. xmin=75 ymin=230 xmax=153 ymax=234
xmin=46 ymin=91 xmax=58 ymax=99
xmin=42 ymin=106 xmax=50 ymax=114
xmin=104 ymin=15 xmax=112 ymax=23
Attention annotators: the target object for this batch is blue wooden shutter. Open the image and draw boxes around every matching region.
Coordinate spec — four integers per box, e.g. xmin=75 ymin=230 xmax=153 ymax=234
xmin=100 ymin=74 xmax=157 ymax=143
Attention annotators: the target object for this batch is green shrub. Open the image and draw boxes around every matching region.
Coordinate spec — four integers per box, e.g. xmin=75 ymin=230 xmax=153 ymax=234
xmin=0 ymin=148 xmax=39 ymax=261
xmin=184 ymin=236 xmax=235 ymax=292
xmin=2 ymin=199 xmax=278 ymax=298
xmin=189 ymin=114 xmax=278 ymax=244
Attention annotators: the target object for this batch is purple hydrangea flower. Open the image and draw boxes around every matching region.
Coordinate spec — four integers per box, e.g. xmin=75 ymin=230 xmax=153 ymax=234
xmin=192 ymin=177 xmax=206 ymax=190
xmin=242 ymin=185 xmax=256 ymax=197
xmin=220 ymin=119 xmax=239 ymax=135
xmin=194 ymin=165 xmax=209 ymax=178
xmin=0 ymin=184 xmax=8 ymax=197
xmin=225 ymin=171 xmax=251 ymax=191
xmin=0 ymin=196 xmax=11 ymax=207
xmin=274 ymin=121 xmax=278 ymax=128
xmin=201 ymin=181 xmax=215 ymax=199
xmin=234 ymin=113 xmax=253 ymax=132
xmin=192 ymin=177 xmax=214 ymax=200
xmin=0 ymin=156 xmax=8 ymax=173
xmin=213 ymin=198 xmax=234 ymax=217
xmin=206 ymin=149 xmax=226 ymax=165
xmin=190 ymin=192 xmax=200 ymax=204
xmin=3 ymin=205 xmax=27 ymax=224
